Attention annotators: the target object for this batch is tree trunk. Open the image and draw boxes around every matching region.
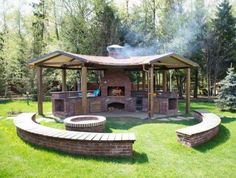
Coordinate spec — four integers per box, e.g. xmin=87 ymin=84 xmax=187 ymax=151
xmin=53 ymin=0 xmax=60 ymax=40
xmin=176 ymin=74 xmax=183 ymax=98
xmin=4 ymin=81 xmax=8 ymax=97
xmin=126 ymin=0 xmax=129 ymax=17
xmin=207 ymin=72 xmax=211 ymax=99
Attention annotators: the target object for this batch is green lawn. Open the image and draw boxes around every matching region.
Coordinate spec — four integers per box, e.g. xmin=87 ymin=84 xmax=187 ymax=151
xmin=0 ymin=99 xmax=236 ymax=177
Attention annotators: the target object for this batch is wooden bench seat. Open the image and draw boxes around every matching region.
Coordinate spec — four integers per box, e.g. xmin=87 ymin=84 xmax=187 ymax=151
xmin=176 ymin=110 xmax=221 ymax=147
xmin=14 ymin=113 xmax=136 ymax=156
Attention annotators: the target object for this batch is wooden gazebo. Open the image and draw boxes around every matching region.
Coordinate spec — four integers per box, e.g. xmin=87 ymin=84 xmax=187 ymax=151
xmin=28 ymin=49 xmax=198 ymax=118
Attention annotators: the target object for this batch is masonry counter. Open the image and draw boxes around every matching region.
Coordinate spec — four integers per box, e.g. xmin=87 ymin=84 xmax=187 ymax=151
xmin=51 ymin=91 xmax=178 ymax=118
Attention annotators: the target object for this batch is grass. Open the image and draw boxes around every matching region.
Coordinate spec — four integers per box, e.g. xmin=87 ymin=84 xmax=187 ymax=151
xmin=0 ymin=100 xmax=52 ymax=118
xmin=0 ymin=99 xmax=236 ymax=177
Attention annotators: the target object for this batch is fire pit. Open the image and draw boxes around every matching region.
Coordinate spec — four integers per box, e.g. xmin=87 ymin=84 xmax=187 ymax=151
xmin=64 ymin=115 xmax=106 ymax=132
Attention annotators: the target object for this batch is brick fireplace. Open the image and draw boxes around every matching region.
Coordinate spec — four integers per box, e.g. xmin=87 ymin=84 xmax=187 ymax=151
xmin=100 ymin=69 xmax=133 ymax=111
xmin=101 ymin=69 xmax=131 ymax=97
xmin=107 ymin=86 xmax=125 ymax=96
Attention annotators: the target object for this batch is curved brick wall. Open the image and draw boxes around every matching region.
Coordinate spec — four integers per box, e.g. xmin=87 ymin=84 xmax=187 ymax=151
xmin=176 ymin=110 xmax=221 ymax=147
xmin=14 ymin=113 xmax=135 ymax=156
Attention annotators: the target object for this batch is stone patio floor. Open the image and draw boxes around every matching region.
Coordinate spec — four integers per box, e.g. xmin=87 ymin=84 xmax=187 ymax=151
xmin=5 ymin=111 xmax=195 ymax=123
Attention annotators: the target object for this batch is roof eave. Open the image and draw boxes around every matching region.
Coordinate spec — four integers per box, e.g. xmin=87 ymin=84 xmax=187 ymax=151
xmin=149 ymin=53 xmax=199 ymax=68
xmin=27 ymin=50 xmax=88 ymax=67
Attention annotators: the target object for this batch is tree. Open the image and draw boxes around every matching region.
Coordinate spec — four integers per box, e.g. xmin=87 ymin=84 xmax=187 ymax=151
xmin=91 ymin=0 xmax=120 ymax=55
xmin=32 ymin=0 xmax=47 ymax=57
xmin=211 ymin=0 xmax=236 ymax=95
xmin=0 ymin=31 xmax=6 ymax=95
xmin=0 ymin=0 xmax=8 ymax=96
xmin=14 ymin=4 xmax=31 ymax=94
xmin=186 ymin=0 xmax=207 ymax=98
xmin=216 ymin=67 xmax=236 ymax=111
xmin=60 ymin=0 xmax=93 ymax=53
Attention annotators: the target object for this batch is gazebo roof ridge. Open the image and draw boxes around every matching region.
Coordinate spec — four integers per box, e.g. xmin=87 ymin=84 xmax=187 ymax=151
xmin=28 ymin=50 xmax=199 ymax=69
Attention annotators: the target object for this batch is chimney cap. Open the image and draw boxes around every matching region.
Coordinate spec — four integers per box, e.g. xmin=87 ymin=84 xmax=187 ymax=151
xmin=107 ymin=45 xmax=123 ymax=51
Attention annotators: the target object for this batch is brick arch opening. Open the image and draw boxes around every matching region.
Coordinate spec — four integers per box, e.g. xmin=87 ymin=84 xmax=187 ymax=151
xmin=107 ymin=102 xmax=125 ymax=112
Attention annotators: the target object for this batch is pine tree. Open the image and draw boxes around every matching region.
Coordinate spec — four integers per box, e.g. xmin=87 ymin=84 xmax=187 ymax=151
xmin=213 ymin=0 xmax=236 ymax=65
xmin=216 ymin=67 xmax=236 ymax=111
xmin=211 ymin=0 xmax=236 ymax=89
xmin=93 ymin=0 xmax=120 ymax=55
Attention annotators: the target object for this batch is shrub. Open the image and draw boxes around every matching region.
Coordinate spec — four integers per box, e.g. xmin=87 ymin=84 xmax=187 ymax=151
xmin=216 ymin=67 xmax=236 ymax=111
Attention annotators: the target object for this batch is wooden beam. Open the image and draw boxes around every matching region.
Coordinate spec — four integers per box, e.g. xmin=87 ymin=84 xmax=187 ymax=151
xmin=37 ymin=67 xmax=43 ymax=115
xmin=185 ymin=68 xmax=191 ymax=114
xmin=154 ymin=62 xmax=188 ymax=66
xmin=38 ymin=65 xmax=81 ymax=70
xmin=163 ymin=70 xmax=167 ymax=92
xmin=148 ymin=65 xmax=154 ymax=118
xmin=62 ymin=68 xmax=67 ymax=91
xmin=81 ymin=66 xmax=88 ymax=114
xmin=42 ymin=61 xmax=82 ymax=66
xmin=154 ymin=66 xmax=190 ymax=70
xmin=37 ymin=64 xmax=189 ymax=71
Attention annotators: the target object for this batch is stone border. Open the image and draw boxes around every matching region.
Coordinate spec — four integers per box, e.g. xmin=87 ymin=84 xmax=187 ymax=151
xmin=176 ymin=110 xmax=221 ymax=147
xmin=14 ymin=113 xmax=135 ymax=156
xmin=64 ymin=115 xmax=106 ymax=132
xmin=64 ymin=115 xmax=106 ymax=127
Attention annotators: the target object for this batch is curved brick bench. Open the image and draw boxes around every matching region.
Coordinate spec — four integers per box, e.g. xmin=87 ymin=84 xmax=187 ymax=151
xmin=64 ymin=115 xmax=106 ymax=132
xmin=176 ymin=110 xmax=221 ymax=147
xmin=14 ymin=113 xmax=135 ymax=156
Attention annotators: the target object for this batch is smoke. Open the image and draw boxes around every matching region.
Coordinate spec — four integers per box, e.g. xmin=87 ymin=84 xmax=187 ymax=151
xmin=120 ymin=24 xmax=201 ymax=57
xmin=122 ymin=43 xmax=157 ymax=57
xmin=120 ymin=0 xmax=208 ymax=57
xmin=121 ymin=21 xmax=199 ymax=57
xmin=162 ymin=20 xmax=200 ymax=56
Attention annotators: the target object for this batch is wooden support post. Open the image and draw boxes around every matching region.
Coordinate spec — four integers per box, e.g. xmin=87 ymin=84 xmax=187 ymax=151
xmin=185 ymin=68 xmax=191 ymax=114
xmin=156 ymin=70 xmax=159 ymax=86
xmin=62 ymin=68 xmax=67 ymax=91
xmin=142 ymin=71 xmax=145 ymax=91
xmin=153 ymin=71 xmax=157 ymax=91
xmin=81 ymin=66 xmax=87 ymax=114
xmin=148 ymin=65 xmax=154 ymax=118
xmin=193 ymin=68 xmax=198 ymax=98
xmin=37 ymin=67 xmax=43 ymax=115
xmin=137 ymin=71 xmax=139 ymax=91
xmin=163 ymin=70 xmax=167 ymax=92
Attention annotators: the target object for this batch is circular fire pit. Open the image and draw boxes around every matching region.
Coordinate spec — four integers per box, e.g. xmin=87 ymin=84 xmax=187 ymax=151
xmin=64 ymin=115 xmax=106 ymax=132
